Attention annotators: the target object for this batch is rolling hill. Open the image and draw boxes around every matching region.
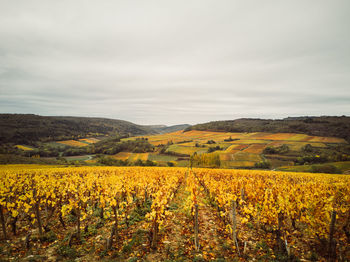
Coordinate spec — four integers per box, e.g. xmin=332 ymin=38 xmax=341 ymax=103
xmin=121 ymin=129 xmax=350 ymax=172
xmin=148 ymin=124 xmax=191 ymax=134
xmin=0 ymin=114 xmax=157 ymax=144
xmin=0 ymin=114 xmax=192 ymax=145
xmin=185 ymin=116 xmax=350 ymax=142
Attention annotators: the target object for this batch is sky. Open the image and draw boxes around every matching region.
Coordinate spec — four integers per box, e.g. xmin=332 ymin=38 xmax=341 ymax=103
xmin=0 ymin=0 xmax=349 ymax=126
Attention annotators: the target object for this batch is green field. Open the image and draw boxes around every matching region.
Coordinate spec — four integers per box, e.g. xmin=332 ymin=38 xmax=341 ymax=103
xmin=44 ymin=142 xmax=69 ymax=149
xmin=276 ymin=161 xmax=350 ymax=174
xmin=148 ymin=154 xmax=178 ymax=162
xmin=278 ymin=141 xmax=326 ymax=151
xmin=64 ymin=155 xmax=94 ymax=161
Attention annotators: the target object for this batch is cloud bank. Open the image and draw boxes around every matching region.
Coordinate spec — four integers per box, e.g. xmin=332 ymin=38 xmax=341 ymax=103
xmin=0 ymin=0 xmax=349 ymax=125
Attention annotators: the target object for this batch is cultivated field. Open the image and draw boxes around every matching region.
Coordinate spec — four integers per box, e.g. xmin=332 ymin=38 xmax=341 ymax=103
xmin=15 ymin=145 xmax=34 ymax=151
xmin=122 ymin=130 xmax=348 ymax=170
xmin=56 ymin=140 xmax=88 ymax=147
xmin=78 ymin=138 xmax=100 ymax=144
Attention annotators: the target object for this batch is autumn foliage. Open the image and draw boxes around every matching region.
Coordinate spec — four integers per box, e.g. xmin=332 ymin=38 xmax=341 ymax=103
xmin=0 ymin=165 xmax=349 ymax=260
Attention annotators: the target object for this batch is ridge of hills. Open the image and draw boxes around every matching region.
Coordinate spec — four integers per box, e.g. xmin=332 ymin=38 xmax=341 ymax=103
xmin=150 ymin=124 xmax=191 ymax=134
xmin=1 ymin=114 xmax=350 ymax=173
xmin=185 ymin=116 xmax=350 ymax=143
xmin=1 ymin=114 xmax=349 ymax=146
xmin=0 ymin=114 xmax=189 ymax=144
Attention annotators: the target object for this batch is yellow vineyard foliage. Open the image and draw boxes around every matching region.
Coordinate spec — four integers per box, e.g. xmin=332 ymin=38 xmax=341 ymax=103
xmin=0 ymin=165 xmax=349 ymax=254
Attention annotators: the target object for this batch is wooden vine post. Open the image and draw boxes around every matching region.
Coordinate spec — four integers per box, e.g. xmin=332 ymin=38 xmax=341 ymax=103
xmin=194 ymin=204 xmax=199 ymax=251
xmin=76 ymin=205 xmax=81 ymax=241
xmin=113 ymin=201 xmax=119 ymax=244
xmin=25 ymin=232 xmax=31 ymax=249
xmin=58 ymin=201 xmax=66 ymax=229
xmin=100 ymin=206 xmax=104 ymax=219
xmin=10 ymin=216 xmax=17 ymax=236
xmin=144 ymin=187 xmax=148 ymax=203
xmin=328 ymin=210 xmax=337 ymax=261
xmin=151 ymin=213 xmax=159 ymax=249
xmin=33 ymin=188 xmax=43 ymax=237
xmin=0 ymin=204 xmax=7 ymax=239
xmin=231 ymin=200 xmax=240 ymax=256
xmin=107 ymin=202 xmax=119 ymax=250
xmin=276 ymin=212 xmax=287 ymax=255
xmin=240 ymin=188 xmax=245 ymax=202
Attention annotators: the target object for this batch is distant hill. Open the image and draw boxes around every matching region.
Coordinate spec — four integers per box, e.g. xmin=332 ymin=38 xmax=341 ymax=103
xmin=0 ymin=114 xmax=156 ymax=144
xmin=185 ymin=116 xmax=350 ymax=142
xmin=149 ymin=124 xmax=191 ymax=134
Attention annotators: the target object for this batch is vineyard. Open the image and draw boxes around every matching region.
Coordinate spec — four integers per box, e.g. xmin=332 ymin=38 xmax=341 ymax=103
xmin=10 ymin=129 xmax=349 ymax=172
xmin=0 ymin=165 xmax=349 ymax=261
xmin=117 ymin=130 xmax=350 ymax=171
xmin=133 ymin=130 xmax=347 ymax=147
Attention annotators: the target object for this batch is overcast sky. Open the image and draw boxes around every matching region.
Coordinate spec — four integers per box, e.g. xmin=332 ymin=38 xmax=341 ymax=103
xmin=0 ymin=1 xmax=349 ymax=125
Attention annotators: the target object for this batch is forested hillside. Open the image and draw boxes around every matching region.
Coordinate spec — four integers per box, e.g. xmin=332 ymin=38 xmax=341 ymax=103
xmin=185 ymin=116 xmax=350 ymax=142
xmin=0 ymin=114 xmax=155 ymax=144
xmin=149 ymin=124 xmax=191 ymax=134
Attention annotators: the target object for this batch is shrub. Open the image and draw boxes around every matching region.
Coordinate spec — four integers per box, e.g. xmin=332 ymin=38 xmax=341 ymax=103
xmin=311 ymin=165 xmax=341 ymax=174
xmin=263 ymin=147 xmax=277 ymax=154
xmin=263 ymin=144 xmax=289 ymax=154
xmin=207 ymin=146 xmax=222 ymax=153
xmin=254 ymin=161 xmax=271 ymax=169
xmin=302 ymin=144 xmax=313 ymax=153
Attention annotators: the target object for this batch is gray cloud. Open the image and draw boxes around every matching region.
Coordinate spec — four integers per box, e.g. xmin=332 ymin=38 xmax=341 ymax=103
xmin=0 ymin=0 xmax=349 ymax=125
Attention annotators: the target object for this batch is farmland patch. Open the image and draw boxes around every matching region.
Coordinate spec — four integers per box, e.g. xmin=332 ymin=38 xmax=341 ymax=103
xmin=56 ymin=140 xmax=88 ymax=147
xmin=15 ymin=145 xmax=34 ymax=151
xmin=243 ymin=144 xmax=267 ymax=154
xmin=112 ymin=152 xmax=132 ymax=160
